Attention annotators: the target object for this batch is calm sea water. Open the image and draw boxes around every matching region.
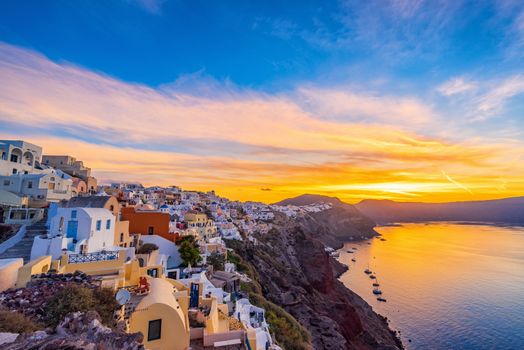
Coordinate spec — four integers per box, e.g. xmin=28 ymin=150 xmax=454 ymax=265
xmin=338 ymin=223 xmax=524 ymax=350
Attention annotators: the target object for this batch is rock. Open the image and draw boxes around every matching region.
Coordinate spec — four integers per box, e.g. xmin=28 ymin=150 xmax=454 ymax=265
xmin=4 ymin=311 xmax=144 ymax=350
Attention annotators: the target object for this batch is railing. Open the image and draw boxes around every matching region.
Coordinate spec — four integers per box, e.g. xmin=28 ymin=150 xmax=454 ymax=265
xmin=68 ymin=251 xmax=119 ymax=264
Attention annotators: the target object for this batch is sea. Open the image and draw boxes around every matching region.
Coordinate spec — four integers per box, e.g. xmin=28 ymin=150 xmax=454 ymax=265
xmin=338 ymin=223 xmax=524 ymax=350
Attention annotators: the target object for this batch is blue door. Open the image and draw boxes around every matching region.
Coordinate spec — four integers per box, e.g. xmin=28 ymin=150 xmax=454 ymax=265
xmin=66 ymin=220 xmax=78 ymax=239
xmin=189 ymin=283 xmax=199 ymax=308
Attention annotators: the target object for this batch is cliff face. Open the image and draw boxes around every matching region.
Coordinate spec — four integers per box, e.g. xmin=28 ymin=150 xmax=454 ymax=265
xmin=234 ymin=210 xmax=401 ymax=350
xmin=276 ymin=194 xmax=379 ymax=248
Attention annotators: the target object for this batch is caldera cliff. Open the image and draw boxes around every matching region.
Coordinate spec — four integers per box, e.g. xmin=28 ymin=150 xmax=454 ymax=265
xmin=228 ymin=194 xmax=401 ymax=350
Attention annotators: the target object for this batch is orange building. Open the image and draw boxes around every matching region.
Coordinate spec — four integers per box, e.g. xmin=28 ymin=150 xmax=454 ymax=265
xmin=121 ymin=207 xmax=170 ymax=237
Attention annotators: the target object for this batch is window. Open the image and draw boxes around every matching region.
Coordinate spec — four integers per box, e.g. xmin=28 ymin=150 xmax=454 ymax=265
xmin=120 ymin=233 xmax=124 ymax=242
xmin=10 ymin=154 xmax=18 ymax=162
xmin=106 ymin=219 xmax=111 ymax=230
xmin=26 ymin=180 xmax=32 ymax=189
xmin=12 ymin=169 xmax=17 ymax=174
xmin=3 ymin=180 xmax=9 ymax=186
xmin=71 ymin=210 xmax=77 ymax=219
xmin=148 ymin=226 xmax=154 ymax=235
xmin=147 ymin=268 xmax=158 ymax=278
xmin=147 ymin=319 xmax=162 ymax=341
xmin=96 ymin=220 xmax=101 ymax=231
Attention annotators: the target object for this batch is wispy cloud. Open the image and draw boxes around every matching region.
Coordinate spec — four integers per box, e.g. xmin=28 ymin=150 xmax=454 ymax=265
xmin=437 ymin=77 xmax=477 ymax=96
xmin=129 ymin=0 xmax=166 ymax=14
xmin=296 ymin=87 xmax=434 ymax=126
xmin=475 ymin=75 xmax=524 ymax=118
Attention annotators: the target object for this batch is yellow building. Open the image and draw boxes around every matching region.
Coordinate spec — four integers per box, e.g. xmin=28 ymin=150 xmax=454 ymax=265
xmin=129 ymin=278 xmax=191 ymax=350
xmin=184 ymin=211 xmax=217 ymax=241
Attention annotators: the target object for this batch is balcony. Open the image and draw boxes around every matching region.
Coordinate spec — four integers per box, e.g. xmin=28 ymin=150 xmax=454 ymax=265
xmin=68 ymin=250 xmax=120 ymax=264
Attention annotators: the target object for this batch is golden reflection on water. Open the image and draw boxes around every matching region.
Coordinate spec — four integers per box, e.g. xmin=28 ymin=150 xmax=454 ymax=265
xmin=339 ymin=223 xmax=524 ymax=350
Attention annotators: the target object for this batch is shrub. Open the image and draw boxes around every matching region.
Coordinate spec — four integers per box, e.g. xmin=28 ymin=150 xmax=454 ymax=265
xmin=44 ymin=284 xmax=117 ymax=328
xmin=207 ymin=251 xmax=225 ymax=271
xmin=136 ymin=243 xmax=159 ymax=254
xmin=0 ymin=309 xmax=42 ymax=333
xmin=92 ymin=287 xmax=118 ymax=326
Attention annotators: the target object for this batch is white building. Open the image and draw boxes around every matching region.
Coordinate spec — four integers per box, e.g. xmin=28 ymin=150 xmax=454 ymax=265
xmin=235 ymin=298 xmax=280 ymax=350
xmin=31 ymin=207 xmax=117 ymax=260
xmin=0 ymin=169 xmax=72 ymax=206
xmin=0 ymin=140 xmax=43 ymax=176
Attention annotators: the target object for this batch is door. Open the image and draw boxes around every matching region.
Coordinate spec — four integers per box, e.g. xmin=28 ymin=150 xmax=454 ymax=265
xmin=66 ymin=220 xmax=78 ymax=239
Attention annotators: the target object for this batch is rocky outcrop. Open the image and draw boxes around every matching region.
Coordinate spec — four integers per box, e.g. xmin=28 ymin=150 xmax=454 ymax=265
xmin=3 ymin=311 xmax=144 ymax=350
xmin=234 ymin=211 xmax=402 ymax=350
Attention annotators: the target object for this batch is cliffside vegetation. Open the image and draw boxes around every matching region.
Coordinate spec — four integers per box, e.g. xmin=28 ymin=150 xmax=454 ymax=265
xmin=0 ymin=309 xmax=42 ymax=333
xmin=44 ymin=284 xmax=117 ymax=328
xmin=226 ymin=242 xmax=312 ymax=350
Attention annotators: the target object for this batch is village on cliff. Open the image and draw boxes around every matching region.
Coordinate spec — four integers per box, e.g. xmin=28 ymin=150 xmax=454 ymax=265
xmin=0 ymin=139 xmax=334 ymax=349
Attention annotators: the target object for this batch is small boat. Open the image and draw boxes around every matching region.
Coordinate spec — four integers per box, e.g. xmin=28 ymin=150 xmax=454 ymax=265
xmin=364 ymin=267 xmax=372 ymax=274
xmin=377 ymin=297 xmax=387 ymax=302
xmin=351 ymin=258 xmax=356 ymax=262
xmin=372 ymin=282 xmax=380 ymax=287
xmin=346 ymin=250 xmax=353 ymax=253
xmin=380 ymin=238 xmax=387 ymax=241
xmin=352 ymin=247 xmax=358 ymax=250
xmin=373 ymin=288 xmax=382 ymax=295
xmin=369 ymin=274 xmax=376 ymax=279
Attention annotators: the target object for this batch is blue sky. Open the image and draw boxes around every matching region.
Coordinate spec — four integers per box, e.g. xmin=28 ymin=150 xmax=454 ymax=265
xmin=1 ymin=0 xmax=521 ymax=90
xmin=0 ymin=0 xmax=523 ymax=202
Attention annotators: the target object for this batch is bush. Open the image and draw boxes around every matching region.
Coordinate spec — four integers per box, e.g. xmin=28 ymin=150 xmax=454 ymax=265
xmin=208 ymin=251 xmax=225 ymax=271
xmin=136 ymin=243 xmax=159 ymax=254
xmin=0 ymin=309 xmax=42 ymax=333
xmin=0 ymin=224 xmax=18 ymax=244
xmin=44 ymin=284 xmax=117 ymax=328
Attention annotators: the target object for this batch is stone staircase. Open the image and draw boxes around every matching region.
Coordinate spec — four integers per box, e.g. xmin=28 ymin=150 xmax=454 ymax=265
xmin=0 ymin=218 xmax=48 ymax=263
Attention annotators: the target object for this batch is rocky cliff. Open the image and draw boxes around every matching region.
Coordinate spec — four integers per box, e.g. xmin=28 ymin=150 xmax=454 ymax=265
xmin=276 ymin=194 xmax=379 ymax=248
xmin=231 ymin=202 xmax=401 ymax=350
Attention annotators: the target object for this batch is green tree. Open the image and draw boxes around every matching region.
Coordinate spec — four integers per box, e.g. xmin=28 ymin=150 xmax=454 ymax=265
xmin=208 ymin=251 xmax=225 ymax=271
xmin=179 ymin=238 xmax=202 ymax=267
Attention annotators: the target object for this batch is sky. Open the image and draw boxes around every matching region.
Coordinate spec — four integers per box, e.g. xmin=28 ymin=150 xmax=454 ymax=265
xmin=1 ymin=0 xmax=524 ymax=203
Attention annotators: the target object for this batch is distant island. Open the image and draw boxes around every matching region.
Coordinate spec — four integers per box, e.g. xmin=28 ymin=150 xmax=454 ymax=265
xmin=276 ymin=194 xmax=524 ymax=225
xmin=356 ymin=197 xmax=524 ymax=225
